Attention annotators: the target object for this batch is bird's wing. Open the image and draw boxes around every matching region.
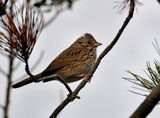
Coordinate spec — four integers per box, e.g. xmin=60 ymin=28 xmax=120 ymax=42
xmin=41 ymin=46 xmax=88 ymax=76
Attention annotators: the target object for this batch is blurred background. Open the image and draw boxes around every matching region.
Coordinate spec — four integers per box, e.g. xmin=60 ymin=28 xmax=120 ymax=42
xmin=0 ymin=0 xmax=160 ymax=118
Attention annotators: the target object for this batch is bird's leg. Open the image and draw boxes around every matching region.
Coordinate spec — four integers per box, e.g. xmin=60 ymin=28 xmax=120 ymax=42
xmin=38 ymin=75 xmax=81 ymax=99
xmin=38 ymin=74 xmax=73 ymax=95
xmin=78 ymin=74 xmax=91 ymax=82
xmin=67 ymin=93 xmax=80 ymax=101
xmin=56 ymin=76 xmax=73 ymax=95
xmin=67 ymin=74 xmax=92 ymax=100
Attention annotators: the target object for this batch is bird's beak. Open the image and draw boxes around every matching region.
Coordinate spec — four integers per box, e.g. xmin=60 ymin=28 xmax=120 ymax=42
xmin=94 ymin=42 xmax=102 ymax=47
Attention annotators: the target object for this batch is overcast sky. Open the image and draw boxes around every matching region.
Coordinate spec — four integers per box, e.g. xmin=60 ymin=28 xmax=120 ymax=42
xmin=0 ymin=0 xmax=160 ymax=118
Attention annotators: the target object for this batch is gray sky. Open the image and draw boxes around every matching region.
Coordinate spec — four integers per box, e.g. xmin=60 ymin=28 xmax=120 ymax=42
xmin=0 ymin=0 xmax=160 ymax=118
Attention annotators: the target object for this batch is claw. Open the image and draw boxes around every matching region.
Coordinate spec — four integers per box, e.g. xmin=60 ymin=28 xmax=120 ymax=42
xmin=67 ymin=93 xmax=80 ymax=101
xmin=78 ymin=74 xmax=92 ymax=83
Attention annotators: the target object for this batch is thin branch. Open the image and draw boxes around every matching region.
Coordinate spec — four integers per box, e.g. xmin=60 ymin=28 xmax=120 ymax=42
xmin=40 ymin=75 xmax=73 ymax=94
xmin=24 ymin=59 xmax=36 ymax=81
xmin=49 ymin=0 xmax=135 ymax=117
xmin=4 ymin=54 xmax=14 ymax=118
xmin=130 ymin=84 xmax=160 ymax=118
xmin=3 ymin=1 xmax=15 ymax=117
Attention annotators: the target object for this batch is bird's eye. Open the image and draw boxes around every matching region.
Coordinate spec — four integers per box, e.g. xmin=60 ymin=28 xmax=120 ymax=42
xmin=88 ymin=41 xmax=91 ymax=45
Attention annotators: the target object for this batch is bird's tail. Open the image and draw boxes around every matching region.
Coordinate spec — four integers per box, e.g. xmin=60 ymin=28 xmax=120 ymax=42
xmin=12 ymin=73 xmax=41 ymax=88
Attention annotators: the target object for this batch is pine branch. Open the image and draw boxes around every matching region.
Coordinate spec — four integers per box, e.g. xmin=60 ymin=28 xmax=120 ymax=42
xmin=4 ymin=54 xmax=14 ymax=118
xmin=130 ymin=84 xmax=160 ymax=118
xmin=124 ymin=33 xmax=160 ymax=118
xmin=3 ymin=1 xmax=15 ymax=118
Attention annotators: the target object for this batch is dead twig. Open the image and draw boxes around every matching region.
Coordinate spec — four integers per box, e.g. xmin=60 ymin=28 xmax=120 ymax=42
xmin=4 ymin=54 xmax=14 ymax=118
xmin=40 ymin=75 xmax=73 ymax=94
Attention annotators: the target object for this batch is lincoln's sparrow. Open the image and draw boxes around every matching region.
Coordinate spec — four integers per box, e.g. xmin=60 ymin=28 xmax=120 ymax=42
xmin=12 ymin=33 xmax=102 ymax=88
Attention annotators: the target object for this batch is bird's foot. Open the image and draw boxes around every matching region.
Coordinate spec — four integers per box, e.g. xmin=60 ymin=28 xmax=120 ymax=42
xmin=67 ymin=93 xmax=80 ymax=101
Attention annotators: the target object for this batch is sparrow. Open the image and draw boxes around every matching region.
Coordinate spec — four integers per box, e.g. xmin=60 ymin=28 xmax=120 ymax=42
xmin=12 ymin=33 xmax=102 ymax=88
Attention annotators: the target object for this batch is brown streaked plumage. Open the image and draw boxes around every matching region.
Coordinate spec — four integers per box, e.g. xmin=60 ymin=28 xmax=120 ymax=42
xmin=12 ymin=33 xmax=102 ymax=88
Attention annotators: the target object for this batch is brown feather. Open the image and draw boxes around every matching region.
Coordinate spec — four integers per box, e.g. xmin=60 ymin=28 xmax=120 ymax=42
xmin=12 ymin=73 xmax=41 ymax=88
xmin=11 ymin=33 xmax=102 ymax=88
xmin=41 ymin=47 xmax=83 ymax=76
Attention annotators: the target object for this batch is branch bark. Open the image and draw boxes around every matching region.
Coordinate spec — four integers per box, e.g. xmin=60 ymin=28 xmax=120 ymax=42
xmin=49 ymin=0 xmax=135 ymax=118
xmin=3 ymin=2 xmax=15 ymax=118
xmin=130 ymin=84 xmax=160 ymax=118
xmin=4 ymin=55 xmax=14 ymax=118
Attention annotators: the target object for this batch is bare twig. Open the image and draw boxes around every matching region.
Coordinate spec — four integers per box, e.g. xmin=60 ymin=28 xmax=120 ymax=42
xmin=3 ymin=1 xmax=15 ymax=118
xmin=24 ymin=59 xmax=36 ymax=81
xmin=41 ymin=75 xmax=73 ymax=94
xmin=4 ymin=54 xmax=14 ymax=118
xmin=130 ymin=84 xmax=160 ymax=118
xmin=49 ymin=0 xmax=135 ymax=118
